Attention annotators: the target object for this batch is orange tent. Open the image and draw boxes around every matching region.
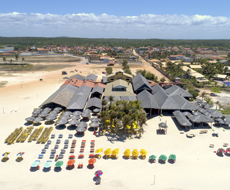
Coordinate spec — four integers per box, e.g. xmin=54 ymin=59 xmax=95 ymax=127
xmin=67 ymin=160 xmax=75 ymax=166
xmin=88 ymin=158 xmax=96 ymax=165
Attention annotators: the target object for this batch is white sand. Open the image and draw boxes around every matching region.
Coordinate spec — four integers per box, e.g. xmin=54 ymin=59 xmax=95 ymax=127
xmin=0 ymin=60 xmax=229 ymax=190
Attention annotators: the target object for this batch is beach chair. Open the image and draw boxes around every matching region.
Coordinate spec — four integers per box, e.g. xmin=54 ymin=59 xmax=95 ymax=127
xmin=82 ymin=140 xmax=86 ymax=144
xmin=80 ymin=149 xmax=84 ymax=153
xmin=81 ymin=144 xmax=85 ymax=148
xmin=58 ymin=134 xmax=63 ymax=138
xmin=64 ymin=144 xmax=68 ymax=149
xmin=78 ymin=162 xmax=83 ymax=168
xmin=90 ymin=149 xmax=95 ymax=153
xmin=51 ymin=134 xmax=55 ymax=139
xmin=58 ymin=154 xmax=64 ymax=159
xmin=60 ymin=149 xmax=66 ymax=154
xmin=51 ymin=149 xmax=56 ymax=154
xmin=44 ymin=144 xmax=49 ymax=149
xmin=71 ymin=144 xmax=76 ymax=148
xmin=50 ymin=154 xmax=55 ymax=159
xmin=68 ymin=134 xmax=73 ymax=138
xmin=89 ymin=154 xmax=94 ymax=158
xmin=72 ymin=140 xmax=76 ymax=144
xmin=69 ymin=155 xmax=75 ymax=159
xmin=209 ymin=144 xmax=214 ymax=148
xmin=38 ymin=154 xmax=44 ymax=159
xmin=54 ymin=145 xmax=59 ymax=149
xmin=70 ymin=149 xmax=75 ymax=153
xmin=223 ymin=143 xmax=228 ymax=147
xmin=41 ymin=149 xmax=46 ymax=154
xmin=47 ymin=140 xmax=52 ymax=145
xmin=78 ymin=154 xmax=84 ymax=159
xmin=56 ymin=139 xmax=61 ymax=144
xmin=64 ymin=140 xmax=69 ymax=144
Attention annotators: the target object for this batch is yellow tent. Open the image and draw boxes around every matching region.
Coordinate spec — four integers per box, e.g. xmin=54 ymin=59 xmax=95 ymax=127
xmin=123 ymin=149 xmax=131 ymax=157
xmin=132 ymin=149 xmax=139 ymax=158
xmin=95 ymin=148 xmax=103 ymax=153
xmin=104 ymin=148 xmax=112 ymax=157
xmin=140 ymin=149 xmax=147 ymax=158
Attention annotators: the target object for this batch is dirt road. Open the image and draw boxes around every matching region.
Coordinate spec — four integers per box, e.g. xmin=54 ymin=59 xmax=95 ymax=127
xmin=133 ymin=49 xmax=170 ymax=82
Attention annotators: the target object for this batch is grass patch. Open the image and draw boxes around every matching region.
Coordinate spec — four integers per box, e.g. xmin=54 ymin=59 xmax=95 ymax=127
xmin=211 ymin=87 xmax=221 ymax=93
xmin=220 ymin=107 xmax=230 ymax=115
xmin=0 ymin=81 xmax=8 ymax=88
xmin=1 ymin=64 xmax=75 ymax=72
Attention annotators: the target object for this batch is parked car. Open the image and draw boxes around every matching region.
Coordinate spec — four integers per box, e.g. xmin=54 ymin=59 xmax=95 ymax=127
xmin=186 ymin=133 xmax=196 ymax=138
xmin=196 ymin=89 xmax=200 ymax=92
xmin=210 ymin=93 xmax=217 ymax=96
xmin=63 ymin=77 xmax=69 ymax=79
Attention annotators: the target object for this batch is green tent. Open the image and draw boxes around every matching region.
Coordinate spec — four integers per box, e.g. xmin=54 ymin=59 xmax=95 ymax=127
xmin=169 ymin=154 xmax=176 ymax=161
xmin=149 ymin=155 xmax=156 ymax=160
xmin=159 ymin=155 xmax=167 ymax=161
xmin=55 ymin=161 xmax=64 ymax=167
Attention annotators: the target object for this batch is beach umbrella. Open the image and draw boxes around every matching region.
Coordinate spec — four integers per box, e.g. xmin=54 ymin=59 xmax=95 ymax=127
xmin=60 ymin=115 xmax=70 ymax=120
xmin=84 ymin=109 xmax=92 ymax=114
xmin=55 ymin=161 xmax=64 ymax=167
xmin=91 ymin=117 xmax=99 ymax=122
xmin=67 ymin=160 xmax=75 ymax=166
xmin=140 ymin=149 xmax=147 ymax=157
xmin=39 ymin=112 xmax=49 ymax=117
xmin=49 ymin=111 xmax=58 ymax=116
xmin=63 ymin=111 xmax=72 ymax=116
xmin=78 ymin=122 xmax=87 ymax=128
xmin=159 ymin=155 xmax=167 ymax=161
xmin=32 ymin=109 xmax=43 ymax=114
xmin=17 ymin=152 xmax=25 ymax=157
xmin=2 ymin=152 xmax=10 ymax=157
xmin=31 ymin=160 xmax=40 ymax=167
xmin=68 ymin=119 xmax=80 ymax=125
xmin=123 ymin=149 xmax=131 ymax=157
xmin=76 ymin=126 xmax=87 ymax=132
xmin=94 ymin=170 xmax=103 ymax=177
xmin=104 ymin=148 xmax=112 ymax=157
xmin=89 ymin=122 xmax=99 ymax=127
xmin=169 ymin=154 xmax=176 ymax=161
xmin=149 ymin=155 xmax=156 ymax=160
xmin=71 ymin=115 xmax=80 ymax=120
xmin=46 ymin=115 xmax=56 ymax=121
xmin=57 ymin=119 xmax=68 ymax=125
xmin=95 ymin=148 xmax=103 ymax=153
xmin=217 ymin=148 xmax=225 ymax=154
xmin=72 ymin=111 xmax=82 ymax=116
xmin=93 ymin=108 xmax=101 ymax=113
xmin=88 ymin=158 xmax=96 ymax=165
xmin=34 ymin=117 xmax=43 ymax=123
xmin=159 ymin=122 xmax=168 ymax=128
xmin=226 ymin=148 xmax=230 ymax=152
xmin=132 ymin=149 xmax=139 ymax=157
xmin=25 ymin=117 xmax=35 ymax=122
xmin=82 ymin=112 xmax=90 ymax=118
xmin=112 ymin=149 xmax=119 ymax=156
xmin=44 ymin=161 xmax=52 ymax=168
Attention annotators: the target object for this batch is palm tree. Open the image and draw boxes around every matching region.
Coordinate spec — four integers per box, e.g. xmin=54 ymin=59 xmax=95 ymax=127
xmin=122 ymin=114 xmax=131 ymax=138
xmin=102 ymin=99 xmax=107 ymax=110
xmin=138 ymin=113 xmax=147 ymax=137
xmin=15 ymin=54 xmax=19 ymax=61
xmin=3 ymin=57 xmax=6 ymax=62
xmin=215 ymin=101 xmax=220 ymax=110
xmin=109 ymin=96 xmax=114 ymax=104
xmin=201 ymin=91 xmax=207 ymax=101
xmin=109 ymin=110 xmax=116 ymax=132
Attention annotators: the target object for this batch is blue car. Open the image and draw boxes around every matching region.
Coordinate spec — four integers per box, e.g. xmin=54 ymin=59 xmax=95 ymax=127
xmin=196 ymin=89 xmax=200 ymax=92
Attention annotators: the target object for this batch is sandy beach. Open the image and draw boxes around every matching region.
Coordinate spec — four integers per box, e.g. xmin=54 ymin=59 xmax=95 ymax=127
xmin=0 ymin=58 xmax=230 ymax=190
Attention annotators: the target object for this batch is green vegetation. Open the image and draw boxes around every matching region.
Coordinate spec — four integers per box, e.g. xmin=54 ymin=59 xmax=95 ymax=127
xmin=100 ymin=98 xmax=147 ymax=138
xmin=0 ymin=64 xmax=74 ymax=72
xmin=1 ymin=37 xmax=230 ymax=49
xmin=211 ymin=87 xmax=221 ymax=93
xmin=121 ymin=60 xmax=132 ymax=75
xmin=0 ymin=81 xmax=8 ymax=88
xmin=220 ymin=107 xmax=230 ymax=115
xmin=136 ymin=69 xmax=159 ymax=83
xmin=188 ymin=89 xmax=199 ymax=98
xmin=105 ymin=67 xmax=113 ymax=74
xmin=160 ymin=77 xmax=166 ymax=83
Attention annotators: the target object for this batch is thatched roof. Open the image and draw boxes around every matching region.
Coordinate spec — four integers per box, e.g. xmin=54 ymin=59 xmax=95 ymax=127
xmin=132 ymin=73 xmax=152 ymax=92
xmin=165 ymin=85 xmax=192 ymax=98
xmin=86 ymin=74 xmax=98 ymax=81
xmin=86 ymin=97 xmax=102 ymax=109
xmin=41 ymin=84 xmax=78 ymax=108
xmin=92 ymin=86 xmax=104 ymax=95
xmin=171 ymin=95 xmax=195 ymax=110
xmin=137 ymin=90 xmax=160 ymax=109
xmin=188 ymin=114 xmax=214 ymax=123
xmin=173 ymin=111 xmax=192 ymax=127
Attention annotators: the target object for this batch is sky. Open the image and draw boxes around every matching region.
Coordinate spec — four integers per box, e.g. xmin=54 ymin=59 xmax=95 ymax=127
xmin=1 ymin=0 xmax=230 ymax=39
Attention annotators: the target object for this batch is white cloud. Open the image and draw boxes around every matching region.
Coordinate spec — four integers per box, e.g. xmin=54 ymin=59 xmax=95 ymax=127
xmin=0 ymin=12 xmax=230 ymax=38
